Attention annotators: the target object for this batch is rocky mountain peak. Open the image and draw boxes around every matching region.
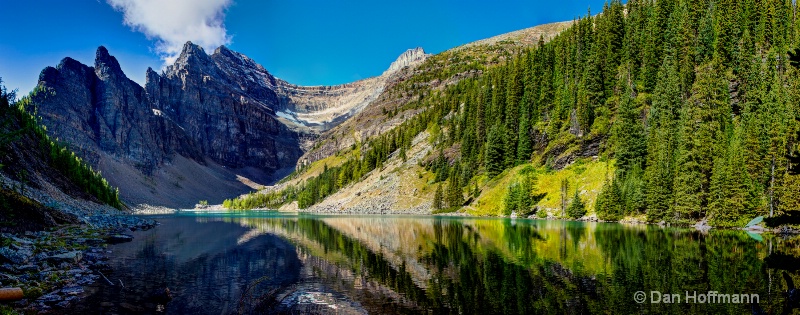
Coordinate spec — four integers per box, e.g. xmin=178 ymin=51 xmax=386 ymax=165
xmin=212 ymin=45 xmax=267 ymax=73
xmin=56 ymin=57 xmax=87 ymax=72
xmin=180 ymin=41 xmax=205 ymax=56
xmin=165 ymin=41 xmax=216 ymax=76
xmin=214 ymin=45 xmax=233 ymax=55
xmin=94 ymin=46 xmax=125 ymax=80
xmin=145 ymin=67 xmax=159 ymax=83
xmin=384 ymin=47 xmax=430 ymax=75
xmin=42 ymin=57 xmax=94 ymax=87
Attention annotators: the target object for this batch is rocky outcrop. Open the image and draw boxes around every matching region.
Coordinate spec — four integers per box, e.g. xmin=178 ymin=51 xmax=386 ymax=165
xmin=33 ymin=43 xmax=428 ymax=208
xmin=383 ymin=47 xmax=430 ymax=75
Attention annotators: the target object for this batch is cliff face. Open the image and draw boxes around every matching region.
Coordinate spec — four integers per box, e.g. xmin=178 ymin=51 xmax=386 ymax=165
xmin=33 ymin=43 xmax=427 ymax=208
xmin=37 ymin=49 xmax=165 ymax=172
xmin=147 ymin=43 xmax=297 ymax=170
xmin=35 ymin=44 xmax=301 ymax=207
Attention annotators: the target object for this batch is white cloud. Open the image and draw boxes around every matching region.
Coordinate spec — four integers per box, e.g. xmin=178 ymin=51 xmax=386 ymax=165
xmin=107 ymin=0 xmax=232 ymax=65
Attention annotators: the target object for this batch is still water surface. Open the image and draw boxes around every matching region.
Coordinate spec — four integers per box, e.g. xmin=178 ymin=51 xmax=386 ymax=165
xmin=72 ymin=212 xmax=800 ymax=314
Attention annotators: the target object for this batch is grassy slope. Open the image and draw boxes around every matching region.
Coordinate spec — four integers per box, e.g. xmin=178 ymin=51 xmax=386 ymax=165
xmin=469 ymin=158 xmax=613 ymax=216
xmin=300 ymin=127 xmax=612 ymax=217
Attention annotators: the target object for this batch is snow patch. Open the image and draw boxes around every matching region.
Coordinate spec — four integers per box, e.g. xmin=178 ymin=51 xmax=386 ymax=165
xmin=277 ymin=110 xmax=301 ymax=124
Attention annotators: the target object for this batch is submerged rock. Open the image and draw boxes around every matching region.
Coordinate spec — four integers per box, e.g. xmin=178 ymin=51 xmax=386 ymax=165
xmin=37 ymin=293 xmax=61 ymax=305
xmin=60 ymin=286 xmax=83 ymax=296
xmin=105 ymin=234 xmax=133 ymax=244
xmin=693 ymin=218 xmax=712 ymax=232
xmin=146 ymin=287 xmax=173 ymax=305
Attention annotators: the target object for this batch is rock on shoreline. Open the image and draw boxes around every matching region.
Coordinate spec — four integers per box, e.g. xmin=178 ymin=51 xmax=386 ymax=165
xmin=130 ymin=204 xmax=177 ymax=215
xmin=0 ymin=216 xmax=156 ymax=313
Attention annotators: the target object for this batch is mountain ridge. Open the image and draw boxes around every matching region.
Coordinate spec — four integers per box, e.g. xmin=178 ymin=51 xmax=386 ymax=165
xmin=31 ymin=42 xmax=429 ymax=208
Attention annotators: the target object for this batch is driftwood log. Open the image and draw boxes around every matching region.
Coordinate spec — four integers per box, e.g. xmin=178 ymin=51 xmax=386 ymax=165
xmin=0 ymin=288 xmax=24 ymax=301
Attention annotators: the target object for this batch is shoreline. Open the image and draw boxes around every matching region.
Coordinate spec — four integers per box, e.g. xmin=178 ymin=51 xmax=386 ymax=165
xmin=5 ymin=206 xmax=794 ymax=312
xmin=1 ymin=215 xmax=156 ymax=313
xmin=136 ymin=203 xmax=800 ymax=236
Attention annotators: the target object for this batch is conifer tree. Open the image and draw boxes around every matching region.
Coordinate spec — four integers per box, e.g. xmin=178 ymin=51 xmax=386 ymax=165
xmin=516 ymin=104 xmax=533 ymax=163
xmin=613 ymin=90 xmax=646 ymax=175
xmin=446 ymin=163 xmax=463 ymax=209
xmin=672 ymin=63 xmax=729 ymax=222
xmin=596 ymin=177 xmax=623 ymax=221
xmin=708 ymin=127 xmax=760 ymax=226
xmin=566 ymin=189 xmax=587 ymax=219
xmin=485 ymin=123 xmax=505 ymax=178
xmin=434 ymin=183 xmax=444 ymax=210
xmin=713 ymin=0 xmax=739 ymax=66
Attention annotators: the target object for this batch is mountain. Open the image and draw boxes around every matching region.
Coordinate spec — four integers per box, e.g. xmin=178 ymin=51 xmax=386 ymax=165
xmin=32 ymin=43 xmax=429 ymax=208
xmin=225 ymin=20 xmax=577 ymax=213
xmin=295 ymin=21 xmax=572 ymax=168
xmin=231 ymin=0 xmax=800 ymax=228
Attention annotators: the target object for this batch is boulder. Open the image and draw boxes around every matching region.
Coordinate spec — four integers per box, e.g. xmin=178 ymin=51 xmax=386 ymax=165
xmin=47 ymin=251 xmax=82 ymax=264
xmin=0 ymin=247 xmax=32 ymax=265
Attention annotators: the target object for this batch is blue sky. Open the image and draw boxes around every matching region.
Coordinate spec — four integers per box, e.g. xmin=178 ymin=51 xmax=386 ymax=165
xmin=1 ymin=0 xmax=612 ymax=95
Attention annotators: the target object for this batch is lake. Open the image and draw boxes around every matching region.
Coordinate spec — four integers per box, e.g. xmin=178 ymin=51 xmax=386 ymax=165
xmin=70 ymin=212 xmax=800 ymax=314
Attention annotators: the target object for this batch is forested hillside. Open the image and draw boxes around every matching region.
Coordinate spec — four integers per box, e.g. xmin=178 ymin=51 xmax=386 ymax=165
xmin=229 ymin=0 xmax=800 ymax=227
xmin=0 ymin=79 xmax=123 ymax=213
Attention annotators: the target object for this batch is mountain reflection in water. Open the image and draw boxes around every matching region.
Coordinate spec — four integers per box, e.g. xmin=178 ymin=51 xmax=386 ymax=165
xmin=72 ymin=213 xmax=800 ymax=314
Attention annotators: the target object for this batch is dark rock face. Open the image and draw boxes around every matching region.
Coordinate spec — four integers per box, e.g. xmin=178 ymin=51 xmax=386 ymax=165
xmin=33 ymin=43 xmax=303 ymax=207
xmin=37 ymin=47 xmax=179 ymax=173
xmin=146 ymin=42 xmax=296 ymax=169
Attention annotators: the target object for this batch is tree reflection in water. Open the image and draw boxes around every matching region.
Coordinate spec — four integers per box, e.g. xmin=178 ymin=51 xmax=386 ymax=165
xmin=74 ymin=214 xmax=800 ymax=315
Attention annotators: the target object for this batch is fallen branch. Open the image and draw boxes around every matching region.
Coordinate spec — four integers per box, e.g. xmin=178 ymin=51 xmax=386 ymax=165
xmin=97 ymin=270 xmax=114 ymax=286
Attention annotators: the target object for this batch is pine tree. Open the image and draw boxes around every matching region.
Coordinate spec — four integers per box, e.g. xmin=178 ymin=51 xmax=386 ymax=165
xmin=672 ymin=63 xmax=729 ymax=222
xmin=644 ymin=58 xmax=682 ymax=222
xmin=485 ymin=123 xmax=505 ymax=178
xmin=491 ymin=72 xmax=506 ymax=124
xmin=644 ymin=119 xmax=677 ymax=221
xmin=504 ymin=183 xmax=519 ymax=216
xmin=475 ymin=84 xmax=488 ymax=163
xmin=566 ymin=189 xmax=587 ymax=219
xmin=613 ymin=91 xmax=646 ymax=175
xmin=516 ymin=104 xmax=533 ymax=163
xmin=504 ymin=59 xmax=522 ymax=167
xmin=598 ymin=0 xmax=626 ymax=97
xmin=586 ymin=48 xmax=605 ymax=115
xmin=596 ymin=177 xmax=623 ymax=221
xmin=433 ymin=183 xmax=444 ymax=210
xmin=695 ymin=3 xmax=715 ymax=64
xmin=713 ymin=0 xmax=739 ymax=66
xmin=446 ymin=163 xmax=463 ymax=209
xmin=708 ymin=127 xmax=760 ymax=226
